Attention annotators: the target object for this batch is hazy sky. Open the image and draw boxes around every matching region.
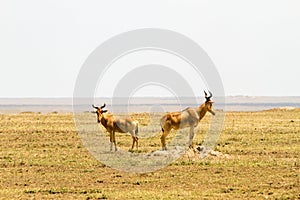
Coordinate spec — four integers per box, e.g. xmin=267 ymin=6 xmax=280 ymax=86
xmin=0 ymin=0 xmax=299 ymax=97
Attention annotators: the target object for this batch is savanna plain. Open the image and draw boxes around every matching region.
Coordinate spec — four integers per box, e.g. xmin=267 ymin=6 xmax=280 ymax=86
xmin=0 ymin=108 xmax=299 ymax=199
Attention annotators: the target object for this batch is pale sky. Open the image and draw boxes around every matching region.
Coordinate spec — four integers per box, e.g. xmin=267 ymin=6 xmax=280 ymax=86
xmin=0 ymin=0 xmax=299 ymax=97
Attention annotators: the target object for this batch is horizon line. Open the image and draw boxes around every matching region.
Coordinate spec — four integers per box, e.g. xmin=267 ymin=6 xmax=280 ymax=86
xmin=0 ymin=95 xmax=300 ymax=99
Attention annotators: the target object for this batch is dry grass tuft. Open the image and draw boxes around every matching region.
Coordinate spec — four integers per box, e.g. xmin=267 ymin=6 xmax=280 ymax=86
xmin=0 ymin=110 xmax=299 ymax=199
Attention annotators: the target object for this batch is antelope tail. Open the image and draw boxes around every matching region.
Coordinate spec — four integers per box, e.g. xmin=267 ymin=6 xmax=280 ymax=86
xmin=135 ymin=124 xmax=139 ymax=136
xmin=160 ymin=115 xmax=167 ymax=133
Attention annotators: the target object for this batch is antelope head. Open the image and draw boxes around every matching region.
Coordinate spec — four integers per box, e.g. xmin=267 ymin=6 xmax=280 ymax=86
xmin=204 ymin=91 xmax=215 ymax=115
xmin=92 ymin=103 xmax=108 ymax=123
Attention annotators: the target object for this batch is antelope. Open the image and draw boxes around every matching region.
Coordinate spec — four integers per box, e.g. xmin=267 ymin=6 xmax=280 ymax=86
xmin=160 ymin=91 xmax=215 ymax=150
xmin=92 ymin=104 xmax=139 ymax=151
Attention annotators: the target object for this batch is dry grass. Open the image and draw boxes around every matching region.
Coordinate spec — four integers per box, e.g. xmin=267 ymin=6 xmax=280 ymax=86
xmin=0 ymin=109 xmax=299 ymax=199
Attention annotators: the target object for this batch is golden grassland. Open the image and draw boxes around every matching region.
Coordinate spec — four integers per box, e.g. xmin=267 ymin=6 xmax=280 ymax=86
xmin=0 ymin=109 xmax=299 ymax=199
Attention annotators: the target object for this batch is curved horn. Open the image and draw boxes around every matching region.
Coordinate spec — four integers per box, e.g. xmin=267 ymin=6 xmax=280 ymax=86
xmin=92 ymin=105 xmax=98 ymax=109
xmin=100 ymin=103 xmax=106 ymax=109
xmin=208 ymin=91 xmax=213 ymax=98
xmin=204 ymin=90 xmax=208 ymax=97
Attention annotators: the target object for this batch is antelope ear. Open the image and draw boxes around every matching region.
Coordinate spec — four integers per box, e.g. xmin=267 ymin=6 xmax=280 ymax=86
xmin=91 ymin=111 xmax=97 ymax=113
xmin=102 ymin=110 xmax=108 ymax=113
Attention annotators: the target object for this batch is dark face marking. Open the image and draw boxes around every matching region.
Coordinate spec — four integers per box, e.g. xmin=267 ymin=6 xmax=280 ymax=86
xmin=92 ymin=104 xmax=107 ymax=123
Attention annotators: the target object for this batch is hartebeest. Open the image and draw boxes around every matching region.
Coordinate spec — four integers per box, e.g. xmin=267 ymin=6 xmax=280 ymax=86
xmin=160 ymin=91 xmax=215 ymax=150
xmin=92 ymin=104 xmax=139 ymax=151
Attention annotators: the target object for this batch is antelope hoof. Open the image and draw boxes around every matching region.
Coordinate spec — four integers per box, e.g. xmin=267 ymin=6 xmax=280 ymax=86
xmin=129 ymin=147 xmax=135 ymax=152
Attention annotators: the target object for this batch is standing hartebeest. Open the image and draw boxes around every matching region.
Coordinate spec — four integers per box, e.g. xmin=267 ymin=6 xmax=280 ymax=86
xmin=160 ymin=91 xmax=215 ymax=150
xmin=92 ymin=104 xmax=139 ymax=151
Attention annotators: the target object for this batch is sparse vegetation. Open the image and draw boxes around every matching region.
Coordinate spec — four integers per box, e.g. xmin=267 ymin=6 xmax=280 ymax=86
xmin=0 ymin=110 xmax=299 ymax=199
